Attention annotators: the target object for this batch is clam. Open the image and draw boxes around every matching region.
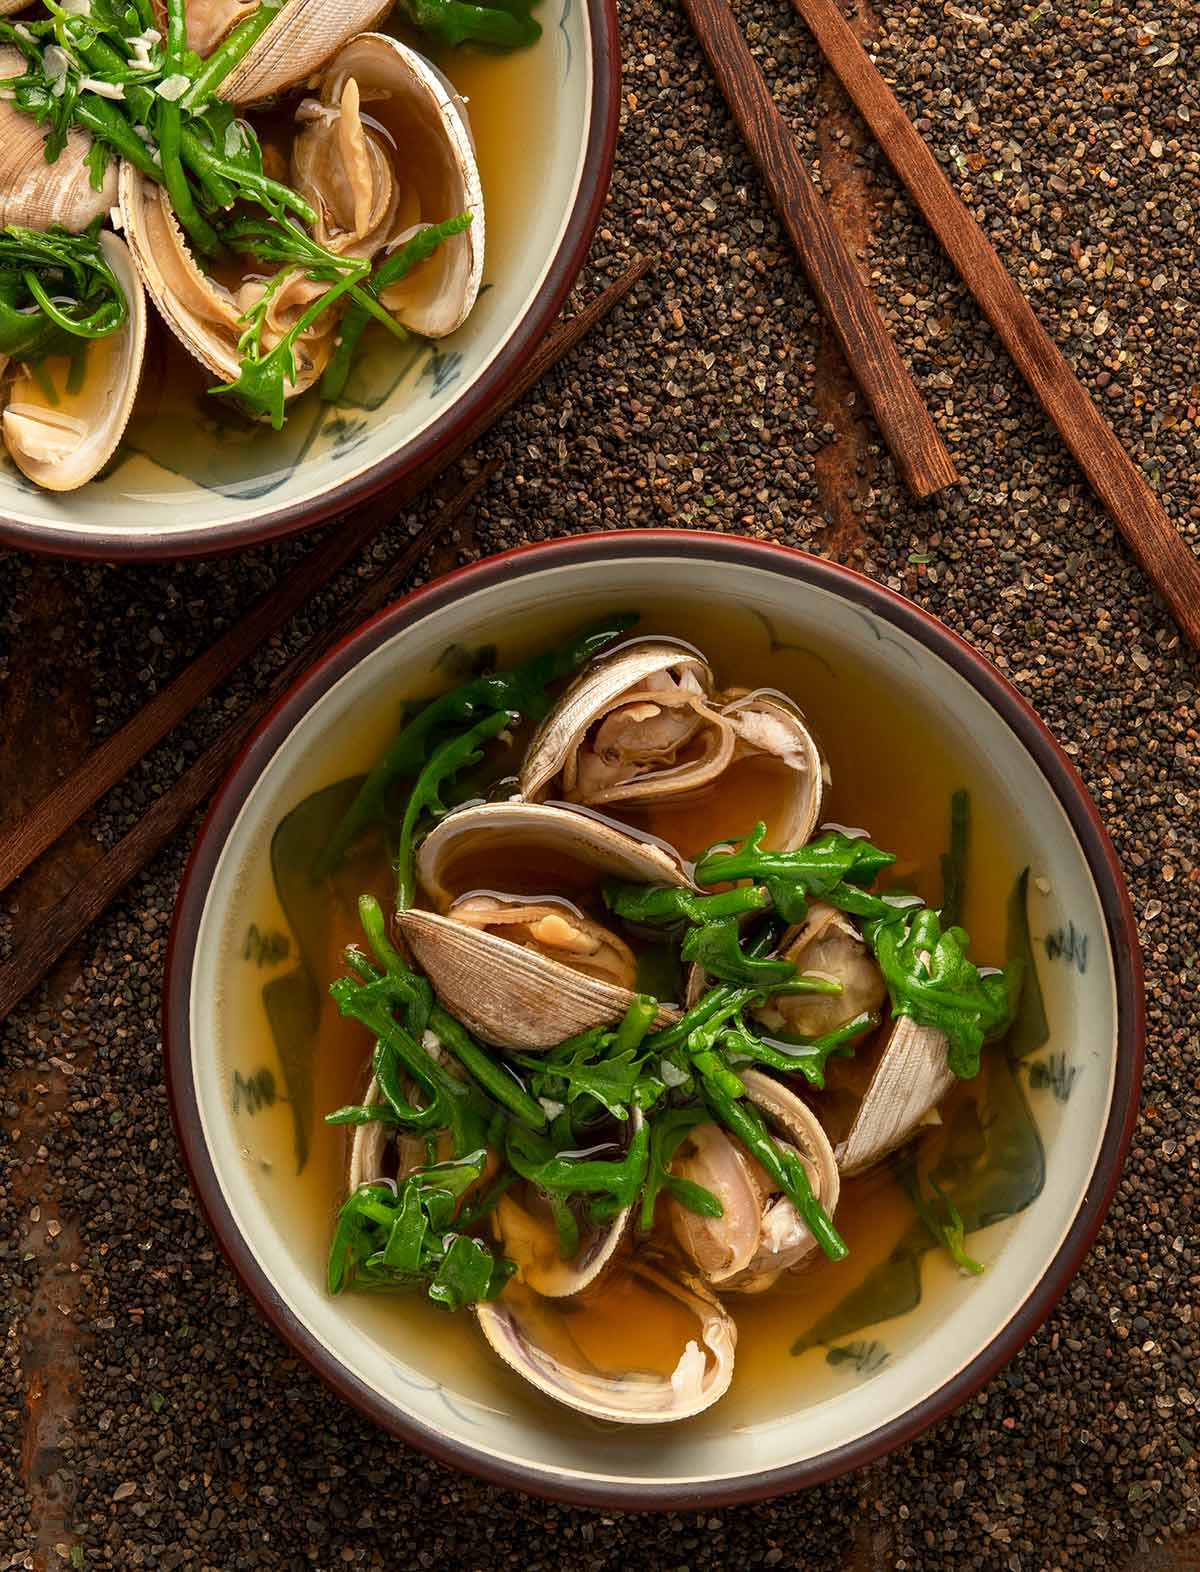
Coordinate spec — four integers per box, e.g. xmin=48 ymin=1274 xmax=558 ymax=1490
xmin=476 ymin=1261 xmax=736 ymax=1424
xmin=0 ymin=49 xmax=118 ymax=231
xmin=290 ymin=34 xmax=483 ymax=337
xmin=2 ymin=234 xmax=147 ymax=492
xmin=119 ymin=163 xmax=335 ymax=404
xmin=414 ymin=800 xmax=689 ymax=911
xmin=835 ymin=1018 xmax=953 ymax=1177
xmin=520 ymin=639 xmax=825 ymax=848
xmin=400 ymin=801 xmax=686 ymax=1050
xmin=445 ymin=894 xmax=638 ymax=989
xmin=666 ymin=1069 xmax=839 ymax=1294
xmin=399 ymin=910 xmax=679 ymax=1051
xmin=492 ymin=1107 xmax=644 ymax=1300
xmin=216 ymin=0 xmax=393 ymax=106
xmin=752 ymin=903 xmax=887 ymax=1038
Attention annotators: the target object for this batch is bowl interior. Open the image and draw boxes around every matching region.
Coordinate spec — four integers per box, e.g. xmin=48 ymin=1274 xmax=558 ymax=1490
xmin=0 ymin=5 xmax=592 ymax=549
xmin=177 ymin=546 xmax=1130 ymax=1501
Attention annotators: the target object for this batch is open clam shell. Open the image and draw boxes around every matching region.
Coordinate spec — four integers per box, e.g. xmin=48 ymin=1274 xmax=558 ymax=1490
xmin=667 ymin=1069 xmax=840 ymax=1294
xmin=476 ymin=1261 xmax=736 ymax=1424
xmin=492 ymin=1108 xmax=643 ymax=1300
xmin=520 ymin=640 xmax=825 ymax=848
xmin=219 ymin=0 xmax=393 ymax=105
xmin=835 ymin=1017 xmax=953 ymax=1177
xmin=291 ymin=33 xmax=483 ymax=337
xmin=752 ymin=903 xmax=887 ymax=1038
xmin=397 ymin=910 xmax=679 ymax=1051
xmin=415 ymin=800 xmax=690 ymax=912
xmin=520 ymin=640 xmax=720 ymax=804
xmin=405 ymin=800 xmax=688 ymax=1049
xmin=2 ymin=234 xmax=147 ymax=492
xmin=118 ymin=163 xmax=334 ymax=403
xmin=0 ymin=48 xmax=117 ymax=230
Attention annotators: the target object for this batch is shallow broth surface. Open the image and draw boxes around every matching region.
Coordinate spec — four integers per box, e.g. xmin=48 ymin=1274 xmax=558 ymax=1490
xmin=217 ymin=598 xmax=1045 ymax=1432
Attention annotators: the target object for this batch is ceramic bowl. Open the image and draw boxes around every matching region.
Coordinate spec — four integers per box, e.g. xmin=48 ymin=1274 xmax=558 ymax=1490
xmin=164 ymin=531 xmax=1142 ymax=1507
xmin=0 ymin=3 xmax=619 ymax=561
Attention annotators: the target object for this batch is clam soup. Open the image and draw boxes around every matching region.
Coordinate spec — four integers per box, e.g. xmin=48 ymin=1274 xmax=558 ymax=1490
xmin=218 ymin=599 xmax=1047 ymax=1432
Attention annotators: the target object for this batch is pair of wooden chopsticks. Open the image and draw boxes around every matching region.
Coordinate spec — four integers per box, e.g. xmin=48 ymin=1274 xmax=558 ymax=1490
xmin=682 ymin=0 xmax=1200 ymax=649
xmin=0 ymin=256 xmax=654 ymax=1025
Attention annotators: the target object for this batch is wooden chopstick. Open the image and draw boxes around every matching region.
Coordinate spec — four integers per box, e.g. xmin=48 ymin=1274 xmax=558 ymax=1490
xmin=0 ymin=464 xmax=497 ymax=1025
xmin=679 ymin=0 xmax=958 ymax=502
xmin=789 ymin=0 xmax=1200 ymax=648
xmin=0 ymin=254 xmax=654 ymax=900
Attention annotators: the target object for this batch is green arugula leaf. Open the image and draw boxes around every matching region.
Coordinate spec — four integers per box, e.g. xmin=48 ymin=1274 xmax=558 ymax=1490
xmin=394 ymin=709 xmax=514 ymax=911
xmin=316 ymin=615 xmax=638 ymax=874
xmin=328 ymin=1155 xmax=515 ymax=1307
xmin=681 ymin=916 xmax=798 ymax=988
xmin=863 ymin=906 xmax=1018 ymax=1079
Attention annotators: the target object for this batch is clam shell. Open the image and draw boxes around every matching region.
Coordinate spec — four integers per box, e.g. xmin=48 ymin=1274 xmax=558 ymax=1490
xmin=835 ymin=1017 xmax=953 ymax=1176
xmin=220 ymin=0 xmax=393 ymax=104
xmin=0 ymin=48 xmax=117 ymax=230
xmin=521 ymin=642 xmax=826 ymax=848
xmin=293 ymin=34 xmax=483 ymax=337
xmin=492 ymin=1107 xmax=643 ymax=1299
xmin=396 ymin=910 xmax=679 ymax=1051
xmin=475 ymin=1261 xmax=736 ymax=1423
xmin=720 ymin=690 xmax=826 ymax=850
xmin=118 ymin=162 xmax=332 ymax=400
xmin=2 ymin=234 xmax=147 ymax=492
xmin=520 ymin=640 xmax=716 ymax=802
xmin=668 ymin=1068 xmax=840 ymax=1294
xmin=415 ymin=800 xmax=689 ymax=912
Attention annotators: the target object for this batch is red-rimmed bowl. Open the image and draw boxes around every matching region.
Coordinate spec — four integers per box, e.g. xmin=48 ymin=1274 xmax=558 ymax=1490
xmin=0 ymin=2 xmax=619 ymax=561
xmin=164 ymin=531 xmax=1142 ymax=1507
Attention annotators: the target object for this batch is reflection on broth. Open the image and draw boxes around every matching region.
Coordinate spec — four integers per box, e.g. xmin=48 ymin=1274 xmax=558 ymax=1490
xmin=223 ymin=600 xmax=1047 ymax=1432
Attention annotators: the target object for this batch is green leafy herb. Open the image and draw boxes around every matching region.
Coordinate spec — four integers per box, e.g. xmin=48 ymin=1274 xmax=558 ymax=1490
xmin=695 ymin=822 xmax=897 ymax=922
xmin=717 ymin=1011 xmax=879 ymax=1089
xmin=639 ymin=1105 xmax=722 ymax=1231
xmin=396 ymin=0 xmax=542 ymax=51
xmin=316 ymin=615 xmax=638 ymax=875
xmin=328 ymin=1155 xmax=515 ymax=1307
xmin=603 ymin=879 xmax=770 ymax=928
xmin=508 ymin=999 xmax=661 ymax=1123
xmin=395 ymin=709 xmax=515 ymax=910
xmin=505 ymin=1118 xmax=650 ymax=1219
xmin=906 ymin=1166 xmax=984 ymax=1275
xmin=320 ymin=213 xmax=472 ymax=402
xmin=681 ymin=916 xmax=798 ymax=989
xmin=864 ymin=905 xmax=1018 ymax=1079
xmin=0 ymin=222 xmax=126 ymax=365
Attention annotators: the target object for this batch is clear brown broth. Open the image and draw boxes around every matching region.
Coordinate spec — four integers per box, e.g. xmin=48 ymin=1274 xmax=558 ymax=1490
xmin=223 ymin=598 xmax=1037 ymax=1427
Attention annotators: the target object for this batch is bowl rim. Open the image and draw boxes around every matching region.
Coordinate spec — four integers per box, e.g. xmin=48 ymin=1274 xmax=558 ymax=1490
xmin=0 ymin=1 xmax=621 ymax=564
xmin=163 ymin=529 xmax=1144 ymax=1508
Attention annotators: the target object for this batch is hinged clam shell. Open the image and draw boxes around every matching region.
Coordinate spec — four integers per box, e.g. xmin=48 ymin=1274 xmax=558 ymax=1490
xmin=396 ymin=910 xmax=679 ymax=1051
xmin=667 ymin=1068 xmax=840 ymax=1293
xmin=2 ymin=234 xmax=147 ymax=492
xmin=475 ymin=1261 xmax=736 ymax=1424
xmin=835 ymin=1017 xmax=953 ymax=1176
